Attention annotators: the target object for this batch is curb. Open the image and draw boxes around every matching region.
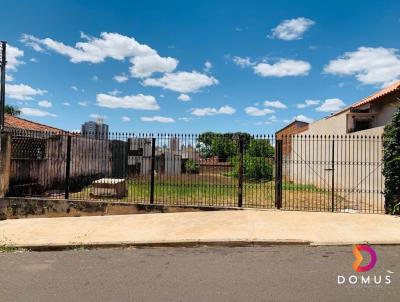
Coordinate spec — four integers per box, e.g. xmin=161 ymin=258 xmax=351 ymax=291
xmin=3 ymin=239 xmax=312 ymax=251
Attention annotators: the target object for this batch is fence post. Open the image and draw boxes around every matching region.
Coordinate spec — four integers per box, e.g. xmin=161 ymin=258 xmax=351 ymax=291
xmin=64 ymin=135 xmax=72 ymax=199
xmin=238 ymin=136 xmax=244 ymax=207
xmin=150 ymin=137 xmax=156 ymax=204
xmin=331 ymin=138 xmax=335 ymax=212
xmin=275 ymin=139 xmax=283 ymax=209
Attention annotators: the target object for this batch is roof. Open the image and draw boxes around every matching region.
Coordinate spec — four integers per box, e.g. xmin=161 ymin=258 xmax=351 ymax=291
xmin=352 ymin=80 xmax=400 ymax=109
xmin=275 ymin=120 xmax=309 ymax=134
xmin=4 ymin=114 xmax=65 ymax=133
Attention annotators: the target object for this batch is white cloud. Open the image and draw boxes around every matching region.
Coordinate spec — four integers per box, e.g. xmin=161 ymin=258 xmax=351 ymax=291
xmin=129 ymin=54 xmax=178 ymax=78
xmin=96 ymin=93 xmax=159 ymax=110
xmin=78 ymin=101 xmax=88 ymax=107
xmin=30 ymin=58 xmax=38 ymax=63
xmin=143 ymin=71 xmax=218 ymax=93
xmin=63 ymin=102 xmax=70 ymax=106
xmin=254 ymin=121 xmax=272 ymax=125
xmin=90 ymin=113 xmax=107 ymax=120
xmin=293 ymin=114 xmax=314 ymax=123
xmin=141 ymin=116 xmax=175 ymax=123
xmin=38 ymin=100 xmax=52 ymax=108
xmin=232 ymin=56 xmax=253 ymax=68
xmin=178 ymin=93 xmax=191 ymax=102
xmin=5 ymin=74 xmax=14 ymax=82
xmin=204 ymin=61 xmax=212 ymax=72
xmin=324 ymin=47 xmax=400 ymax=86
xmin=296 ymin=99 xmax=320 ymax=108
xmin=20 ymin=107 xmax=57 ymax=117
xmin=108 ymin=89 xmax=121 ymax=96
xmin=244 ymin=106 xmax=275 ymax=116
xmin=5 ymin=83 xmax=46 ymax=100
xmin=316 ymin=98 xmax=345 ymax=112
xmin=121 ymin=116 xmax=131 ymax=122
xmin=253 ymin=59 xmax=311 ymax=77
xmin=6 ymin=45 xmax=24 ymax=71
xmin=190 ymin=105 xmax=236 ymax=116
xmin=21 ymin=32 xmax=178 ymax=78
xmin=71 ymin=86 xmax=78 ymax=92
xmin=91 ymin=75 xmax=99 ymax=81
xmin=269 ymin=17 xmax=315 ymax=41
xmin=263 ymin=100 xmax=287 ymax=109
xmin=178 ymin=117 xmax=195 ymax=122
xmin=113 ymin=74 xmax=129 ymax=83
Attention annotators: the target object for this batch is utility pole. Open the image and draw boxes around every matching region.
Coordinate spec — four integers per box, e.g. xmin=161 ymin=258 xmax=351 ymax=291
xmin=0 ymin=41 xmax=6 ymax=129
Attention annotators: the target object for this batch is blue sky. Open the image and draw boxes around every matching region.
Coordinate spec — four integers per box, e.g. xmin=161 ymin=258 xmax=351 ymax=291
xmin=2 ymin=0 xmax=400 ymax=133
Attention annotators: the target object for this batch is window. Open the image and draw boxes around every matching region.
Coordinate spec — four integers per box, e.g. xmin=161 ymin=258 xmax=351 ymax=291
xmin=354 ymin=119 xmax=371 ymax=132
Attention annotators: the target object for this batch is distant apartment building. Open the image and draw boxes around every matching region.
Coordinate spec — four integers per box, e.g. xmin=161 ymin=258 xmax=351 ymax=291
xmin=81 ymin=119 xmax=109 ymax=140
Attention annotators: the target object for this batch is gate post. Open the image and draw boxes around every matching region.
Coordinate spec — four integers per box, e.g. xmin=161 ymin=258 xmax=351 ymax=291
xmin=331 ymin=137 xmax=335 ymax=212
xmin=64 ymin=135 xmax=72 ymax=199
xmin=275 ymin=139 xmax=283 ymax=209
xmin=150 ymin=137 xmax=156 ymax=204
xmin=238 ymin=136 xmax=244 ymax=207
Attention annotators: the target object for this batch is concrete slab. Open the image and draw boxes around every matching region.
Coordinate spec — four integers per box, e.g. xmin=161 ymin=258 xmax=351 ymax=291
xmin=1 ymin=210 xmax=400 ymax=249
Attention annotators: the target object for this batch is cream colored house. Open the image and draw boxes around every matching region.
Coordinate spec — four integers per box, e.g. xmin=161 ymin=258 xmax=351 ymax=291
xmin=285 ymin=81 xmax=400 ymax=213
xmin=303 ymin=81 xmax=400 ymax=136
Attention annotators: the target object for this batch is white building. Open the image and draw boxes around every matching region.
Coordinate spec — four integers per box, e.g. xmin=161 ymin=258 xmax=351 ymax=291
xmin=284 ymin=81 xmax=400 ymax=213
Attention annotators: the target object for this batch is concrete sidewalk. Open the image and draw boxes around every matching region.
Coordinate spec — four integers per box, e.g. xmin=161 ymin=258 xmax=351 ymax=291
xmin=1 ymin=210 xmax=400 ymax=248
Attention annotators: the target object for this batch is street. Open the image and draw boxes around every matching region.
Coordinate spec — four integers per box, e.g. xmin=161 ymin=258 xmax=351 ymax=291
xmin=0 ymin=245 xmax=399 ymax=301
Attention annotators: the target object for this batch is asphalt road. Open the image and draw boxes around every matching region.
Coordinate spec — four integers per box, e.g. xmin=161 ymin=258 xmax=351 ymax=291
xmin=0 ymin=245 xmax=399 ymax=302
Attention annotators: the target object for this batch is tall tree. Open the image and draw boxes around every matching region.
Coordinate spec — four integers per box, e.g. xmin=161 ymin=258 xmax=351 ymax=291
xmin=383 ymin=107 xmax=400 ymax=214
xmin=5 ymin=104 xmax=21 ymax=116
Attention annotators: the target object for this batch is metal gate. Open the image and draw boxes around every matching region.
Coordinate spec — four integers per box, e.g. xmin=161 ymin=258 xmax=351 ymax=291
xmin=4 ymin=130 xmax=385 ymax=213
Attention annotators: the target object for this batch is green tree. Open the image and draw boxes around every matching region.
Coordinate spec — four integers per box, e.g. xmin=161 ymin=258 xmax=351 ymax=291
xmin=247 ymin=139 xmax=275 ymax=158
xmin=383 ymin=107 xmax=400 ymax=214
xmin=185 ymin=159 xmax=200 ymax=174
xmin=231 ymin=155 xmax=273 ymax=181
xmin=5 ymin=104 xmax=21 ymax=116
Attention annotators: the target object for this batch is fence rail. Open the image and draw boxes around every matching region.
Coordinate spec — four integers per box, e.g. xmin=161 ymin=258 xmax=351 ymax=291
xmin=2 ymin=129 xmax=385 ymax=213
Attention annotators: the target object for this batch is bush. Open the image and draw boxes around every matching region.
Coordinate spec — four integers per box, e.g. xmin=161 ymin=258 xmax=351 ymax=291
xmin=383 ymin=107 xmax=400 ymax=214
xmin=185 ymin=159 xmax=200 ymax=174
xmin=231 ymin=155 xmax=273 ymax=181
xmin=247 ymin=139 xmax=274 ymax=158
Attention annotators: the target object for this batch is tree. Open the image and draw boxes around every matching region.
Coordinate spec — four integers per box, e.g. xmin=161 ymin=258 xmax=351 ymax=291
xmin=5 ymin=105 xmax=21 ymax=116
xmin=247 ymin=139 xmax=274 ymax=158
xmin=231 ymin=155 xmax=273 ymax=181
xmin=383 ymin=107 xmax=400 ymax=214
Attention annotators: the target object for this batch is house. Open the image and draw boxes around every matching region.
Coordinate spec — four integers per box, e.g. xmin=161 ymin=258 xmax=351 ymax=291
xmin=4 ymin=113 xmax=65 ymax=133
xmin=2 ymin=114 xmax=112 ymax=196
xmin=127 ymin=137 xmax=182 ymax=176
xmin=303 ymin=81 xmax=400 ymax=136
xmin=276 ymin=83 xmax=400 ymax=212
xmin=275 ymin=120 xmax=309 ymax=157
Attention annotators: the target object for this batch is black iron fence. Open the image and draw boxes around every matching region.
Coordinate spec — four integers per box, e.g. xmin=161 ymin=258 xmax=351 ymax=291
xmin=2 ymin=129 xmax=385 ymax=213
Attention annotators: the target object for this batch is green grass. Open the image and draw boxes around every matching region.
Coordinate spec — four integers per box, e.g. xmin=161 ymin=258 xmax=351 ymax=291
xmin=70 ymin=173 xmax=347 ymax=210
xmin=0 ymin=246 xmax=28 ymax=253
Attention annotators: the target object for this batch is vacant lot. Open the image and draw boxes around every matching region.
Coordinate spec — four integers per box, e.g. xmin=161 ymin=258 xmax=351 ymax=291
xmin=71 ymin=172 xmax=348 ymax=211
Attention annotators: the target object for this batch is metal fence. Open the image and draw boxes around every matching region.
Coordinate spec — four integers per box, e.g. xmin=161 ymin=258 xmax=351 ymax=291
xmin=3 ymin=129 xmax=385 ymax=213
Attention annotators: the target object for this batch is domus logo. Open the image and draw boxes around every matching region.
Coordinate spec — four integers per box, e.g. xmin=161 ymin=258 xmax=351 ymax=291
xmin=352 ymin=244 xmax=377 ymax=272
xmin=337 ymin=245 xmax=392 ymax=286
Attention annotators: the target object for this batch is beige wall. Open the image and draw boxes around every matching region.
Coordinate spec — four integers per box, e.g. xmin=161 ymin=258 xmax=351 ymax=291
xmin=286 ymin=132 xmax=384 ymax=212
xmin=304 ymin=112 xmax=348 ymax=135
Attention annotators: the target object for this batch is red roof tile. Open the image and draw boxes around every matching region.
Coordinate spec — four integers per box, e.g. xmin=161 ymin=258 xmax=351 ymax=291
xmin=4 ymin=114 xmax=65 ymax=133
xmin=352 ymin=81 xmax=400 ymax=109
